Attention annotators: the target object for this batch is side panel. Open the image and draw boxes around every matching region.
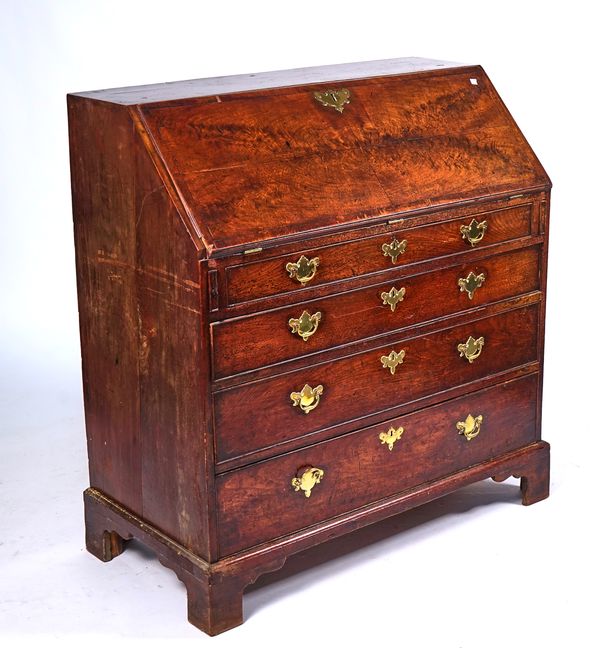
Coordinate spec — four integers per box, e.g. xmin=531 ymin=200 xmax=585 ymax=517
xmin=134 ymin=140 xmax=213 ymax=558
xmin=69 ymin=98 xmax=143 ymax=514
xmin=68 ymin=97 xmax=213 ymax=559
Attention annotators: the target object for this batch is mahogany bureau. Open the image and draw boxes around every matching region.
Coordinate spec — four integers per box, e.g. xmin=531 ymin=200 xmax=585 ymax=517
xmin=68 ymin=57 xmax=551 ymax=635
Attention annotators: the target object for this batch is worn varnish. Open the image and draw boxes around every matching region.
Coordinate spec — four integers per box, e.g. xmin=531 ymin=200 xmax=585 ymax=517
xmin=69 ymin=57 xmax=551 ymax=636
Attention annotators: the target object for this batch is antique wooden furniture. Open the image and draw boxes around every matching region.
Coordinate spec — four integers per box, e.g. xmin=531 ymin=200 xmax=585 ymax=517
xmin=68 ymin=57 xmax=551 ymax=636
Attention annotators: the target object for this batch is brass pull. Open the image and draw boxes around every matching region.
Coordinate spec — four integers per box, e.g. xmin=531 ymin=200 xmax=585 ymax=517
xmin=291 ymin=466 xmax=325 ymax=498
xmin=460 ymin=218 xmax=488 ymax=246
xmin=458 ymin=271 xmax=485 ymax=300
xmin=289 ymin=310 xmax=322 ymax=341
xmin=381 ymin=286 xmax=406 ymax=312
xmin=285 ymin=255 xmax=320 ymax=285
xmin=381 ymin=349 xmax=405 ymax=375
xmin=379 ymin=426 xmax=404 ymax=451
xmin=313 ymin=88 xmax=351 ymax=113
xmin=382 ymin=237 xmax=408 ymax=264
xmin=290 ymin=384 xmax=324 ymax=414
xmin=457 ymin=336 xmax=485 ymax=363
xmin=456 ymin=414 xmax=484 ymax=441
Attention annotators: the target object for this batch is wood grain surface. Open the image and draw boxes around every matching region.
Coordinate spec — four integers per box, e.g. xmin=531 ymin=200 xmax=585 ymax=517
xmin=214 ymin=303 xmax=539 ymax=462
xmin=212 ymin=246 xmax=541 ymax=378
xmin=216 ymin=374 xmax=539 ymax=556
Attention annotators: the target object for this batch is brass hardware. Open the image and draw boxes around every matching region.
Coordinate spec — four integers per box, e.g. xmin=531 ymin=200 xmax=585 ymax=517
xmin=313 ymin=88 xmax=351 ymax=113
xmin=290 ymin=384 xmax=324 ymax=414
xmin=381 ymin=286 xmax=406 ymax=312
xmin=243 ymin=247 xmax=263 ymax=255
xmin=289 ymin=310 xmax=322 ymax=341
xmin=509 ymin=194 xmax=524 ymax=199
xmin=458 ymin=271 xmax=485 ymax=300
xmin=460 ymin=218 xmax=488 ymax=247
xmin=381 ymin=349 xmax=405 ymax=375
xmin=379 ymin=426 xmax=404 ymax=451
xmin=291 ymin=466 xmax=325 ymax=498
xmin=285 ymin=255 xmax=320 ymax=285
xmin=457 ymin=336 xmax=485 ymax=363
xmin=456 ymin=414 xmax=484 ymax=441
xmin=381 ymin=237 xmax=408 ymax=264
xmin=387 ymin=218 xmax=403 ymax=225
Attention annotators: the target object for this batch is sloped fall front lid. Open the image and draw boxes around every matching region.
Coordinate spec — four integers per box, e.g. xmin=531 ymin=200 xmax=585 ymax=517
xmin=77 ymin=58 xmax=550 ymax=255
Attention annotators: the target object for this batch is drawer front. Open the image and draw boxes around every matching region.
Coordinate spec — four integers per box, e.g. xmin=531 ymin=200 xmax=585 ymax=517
xmin=226 ymin=202 xmax=533 ymax=305
xmin=214 ymin=303 xmax=539 ymax=462
xmin=216 ymin=374 xmax=539 ymax=556
xmin=212 ymin=246 xmax=540 ymax=379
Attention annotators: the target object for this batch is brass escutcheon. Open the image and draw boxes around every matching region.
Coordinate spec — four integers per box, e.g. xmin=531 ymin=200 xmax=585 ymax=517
xmin=460 ymin=218 xmax=488 ymax=247
xmin=381 ymin=286 xmax=406 ymax=312
xmin=457 ymin=335 xmax=485 ymax=363
xmin=290 ymin=384 xmax=324 ymax=414
xmin=458 ymin=271 xmax=485 ymax=300
xmin=456 ymin=414 xmax=484 ymax=441
xmin=313 ymin=88 xmax=351 ymax=113
xmin=381 ymin=237 xmax=408 ymax=265
xmin=381 ymin=349 xmax=405 ymax=375
xmin=289 ymin=310 xmax=322 ymax=341
xmin=291 ymin=466 xmax=325 ymax=498
xmin=285 ymin=255 xmax=320 ymax=285
xmin=379 ymin=425 xmax=404 ymax=451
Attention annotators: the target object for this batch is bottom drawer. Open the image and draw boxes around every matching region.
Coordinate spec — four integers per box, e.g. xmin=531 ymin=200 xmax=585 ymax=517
xmin=216 ymin=374 xmax=538 ymax=556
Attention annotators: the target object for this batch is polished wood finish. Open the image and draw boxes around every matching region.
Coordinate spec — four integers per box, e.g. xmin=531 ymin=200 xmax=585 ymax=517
xmin=212 ymin=246 xmax=541 ymax=378
xmin=215 ymin=304 xmax=539 ymax=462
xmin=136 ymin=67 xmax=547 ymax=254
xmin=216 ymin=374 xmax=538 ymax=556
xmin=69 ymin=58 xmax=551 ymax=636
xmin=225 ymin=201 xmax=533 ymax=305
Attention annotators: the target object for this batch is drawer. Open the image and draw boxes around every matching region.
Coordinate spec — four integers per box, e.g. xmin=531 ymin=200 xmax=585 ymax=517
xmin=212 ymin=246 xmax=540 ymax=379
xmin=226 ymin=202 xmax=533 ymax=305
xmin=216 ymin=374 xmax=539 ymax=556
xmin=214 ymin=303 xmax=539 ymax=462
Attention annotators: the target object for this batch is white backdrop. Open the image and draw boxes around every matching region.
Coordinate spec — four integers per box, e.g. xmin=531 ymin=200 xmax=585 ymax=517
xmin=1 ymin=1 xmax=599 ymax=652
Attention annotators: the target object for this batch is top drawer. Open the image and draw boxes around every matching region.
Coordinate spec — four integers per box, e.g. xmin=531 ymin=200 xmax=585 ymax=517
xmin=225 ymin=202 xmax=533 ymax=305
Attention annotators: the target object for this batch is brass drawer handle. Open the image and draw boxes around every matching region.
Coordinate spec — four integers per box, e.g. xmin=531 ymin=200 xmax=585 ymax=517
xmin=457 ymin=335 xmax=485 ymax=363
xmin=460 ymin=218 xmax=488 ymax=246
xmin=313 ymin=88 xmax=350 ymax=113
xmin=379 ymin=426 xmax=404 ymax=451
xmin=291 ymin=466 xmax=325 ymax=498
xmin=458 ymin=271 xmax=485 ymax=300
xmin=381 ymin=349 xmax=405 ymax=375
xmin=381 ymin=286 xmax=406 ymax=312
xmin=289 ymin=310 xmax=322 ymax=341
xmin=457 ymin=414 xmax=484 ymax=441
xmin=285 ymin=255 xmax=320 ymax=285
xmin=290 ymin=384 xmax=324 ymax=414
xmin=382 ymin=237 xmax=408 ymax=264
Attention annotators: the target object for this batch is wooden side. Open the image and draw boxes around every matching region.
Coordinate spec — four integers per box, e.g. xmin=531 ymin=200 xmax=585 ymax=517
xmin=68 ymin=95 xmax=214 ymax=560
xmin=132 ymin=133 xmax=214 ymax=559
xmin=216 ymin=374 xmax=539 ymax=556
xmin=68 ymin=97 xmax=143 ymax=514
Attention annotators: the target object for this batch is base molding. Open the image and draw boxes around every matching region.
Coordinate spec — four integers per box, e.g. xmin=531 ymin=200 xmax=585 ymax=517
xmin=84 ymin=440 xmax=550 ymax=636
